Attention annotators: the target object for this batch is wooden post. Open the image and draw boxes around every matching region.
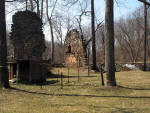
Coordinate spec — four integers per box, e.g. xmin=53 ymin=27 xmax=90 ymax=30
xmin=57 ymin=70 xmax=59 ymax=81
xmin=61 ymin=72 xmax=63 ymax=89
xmin=16 ymin=63 xmax=20 ymax=83
xmin=88 ymin=66 xmax=90 ymax=77
xmin=68 ymin=67 xmax=69 ymax=83
xmin=88 ymin=47 xmax=90 ymax=77
xmin=10 ymin=64 xmax=13 ymax=80
xmin=8 ymin=64 xmax=11 ymax=80
xmin=40 ymin=68 xmax=43 ymax=89
xmin=77 ymin=54 xmax=80 ymax=82
xmin=78 ymin=67 xmax=80 ymax=82
xmin=100 ymin=64 xmax=105 ymax=86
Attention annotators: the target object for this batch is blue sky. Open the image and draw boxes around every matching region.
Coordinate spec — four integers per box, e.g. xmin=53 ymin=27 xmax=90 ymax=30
xmin=6 ymin=0 xmax=143 ymax=25
xmin=95 ymin=0 xmax=142 ymax=20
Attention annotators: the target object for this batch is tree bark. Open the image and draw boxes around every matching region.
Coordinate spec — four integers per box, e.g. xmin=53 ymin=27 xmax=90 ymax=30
xmin=0 ymin=0 xmax=10 ymax=88
xmin=41 ymin=0 xmax=44 ymax=20
xmin=143 ymin=3 xmax=147 ymax=71
xmin=91 ymin=0 xmax=97 ymax=70
xmin=105 ymin=0 xmax=116 ymax=86
xmin=46 ymin=0 xmax=55 ymax=63
xmin=101 ymin=30 xmax=105 ymax=64
xmin=29 ymin=0 xmax=34 ymax=11
xmin=49 ymin=21 xmax=54 ymax=64
xmin=26 ymin=0 xmax=28 ymax=10
xmin=36 ymin=0 xmax=40 ymax=17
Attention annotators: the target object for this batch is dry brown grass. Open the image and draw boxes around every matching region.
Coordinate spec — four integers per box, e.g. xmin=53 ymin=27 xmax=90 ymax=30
xmin=0 ymin=68 xmax=150 ymax=113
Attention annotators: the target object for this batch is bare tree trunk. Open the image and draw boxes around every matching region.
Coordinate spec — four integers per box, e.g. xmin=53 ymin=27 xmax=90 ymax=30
xmin=147 ymin=39 xmax=150 ymax=58
xmin=41 ymin=0 xmax=44 ymax=20
xmin=46 ymin=0 xmax=55 ymax=63
xmin=36 ymin=0 xmax=40 ymax=17
xmin=105 ymin=0 xmax=116 ymax=86
xmin=102 ymin=30 xmax=105 ymax=64
xmin=91 ymin=0 xmax=97 ymax=70
xmin=49 ymin=21 xmax=54 ymax=64
xmin=26 ymin=0 xmax=28 ymax=10
xmin=144 ymin=3 xmax=147 ymax=71
xmin=0 ymin=0 xmax=10 ymax=88
xmin=29 ymin=0 xmax=34 ymax=11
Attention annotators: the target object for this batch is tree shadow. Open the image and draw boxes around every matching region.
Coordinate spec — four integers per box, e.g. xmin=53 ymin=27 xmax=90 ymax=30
xmin=111 ymin=107 xmax=136 ymax=113
xmin=10 ymin=87 xmax=150 ymax=99
xmin=16 ymin=80 xmax=59 ymax=86
xmin=38 ymin=80 xmax=59 ymax=86
xmin=118 ymin=85 xmax=150 ymax=90
xmin=48 ymin=73 xmax=97 ymax=79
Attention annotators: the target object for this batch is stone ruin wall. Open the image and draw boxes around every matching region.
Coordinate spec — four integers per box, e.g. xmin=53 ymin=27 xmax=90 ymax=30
xmin=10 ymin=11 xmax=46 ymax=61
xmin=65 ymin=29 xmax=87 ymax=68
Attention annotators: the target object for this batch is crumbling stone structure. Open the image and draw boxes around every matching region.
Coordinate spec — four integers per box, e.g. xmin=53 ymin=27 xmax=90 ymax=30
xmin=9 ymin=11 xmax=46 ymax=83
xmin=10 ymin=11 xmax=45 ymax=60
xmin=65 ymin=29 xmax=87 ymax=68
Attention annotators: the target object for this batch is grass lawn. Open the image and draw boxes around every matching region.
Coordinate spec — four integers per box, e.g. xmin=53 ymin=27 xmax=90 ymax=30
xmin=0 ymin=68 xmax=150 ymax=113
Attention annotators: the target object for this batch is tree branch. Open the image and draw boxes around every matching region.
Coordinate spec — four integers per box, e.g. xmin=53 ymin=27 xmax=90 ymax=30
xmin=138 ymin=0 xmax=150 ymax=6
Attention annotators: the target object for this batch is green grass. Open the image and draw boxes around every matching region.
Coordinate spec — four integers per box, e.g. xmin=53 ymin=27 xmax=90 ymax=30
xmin=0 ymin=68 xmax=150 ymax=113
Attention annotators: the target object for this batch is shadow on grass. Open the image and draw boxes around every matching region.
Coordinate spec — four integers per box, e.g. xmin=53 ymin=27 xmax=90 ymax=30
xmin=16 ymin=80 xmax=59 ymax=86
xmin=10 ymin=87 xmax=150 ymax=99
xmin=118 ymin=85 xmax=150 ymax=90
xmin=48 ymin=74 xmax=97 ymax=78
xmin=111 ymin=108 xmax=135 ymax=113
xmin=38 ymin=80 xmax=59 ymax=86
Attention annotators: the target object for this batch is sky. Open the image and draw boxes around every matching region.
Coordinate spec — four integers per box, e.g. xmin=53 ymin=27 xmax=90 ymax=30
xmin=95 ymin=0 xmax=142 ymax=20
xmin=6 ymin=0 xmax=143 ymax=41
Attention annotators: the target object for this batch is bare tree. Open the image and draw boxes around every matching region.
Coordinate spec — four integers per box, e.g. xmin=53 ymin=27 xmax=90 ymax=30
xmin=41 ymin=0 xmax=44 ymax=20
xmin=29 ymin=0 xmax=34 ymax=11
xmin=53 ymin=13 xmax=64 ymax=46
xmin=42 ymin=41 xmax=51 ymax=60
xmin=0 ymin=0 xmax=10 ymax=88
xmin=95 ymin=25 xmax=105 ymax=63
xmin=26 ymin=0 xmax=28 ymax=10
xmin=36 ymin=0 xmax=40 ymax=17
xmin=91 ymin=0 xmax=97 ymax=70
xmin=143 ymin=3 xmax=148 ymax=71
xmin=46 ymin=0 xmax=58 ymax=63
xmin=114 ymin=7 xmax=147 ymax=63
xmin=138 ymin=0 xmax=150 ymax=70
xmin=105 ymin=0 xmax=116 ymax=86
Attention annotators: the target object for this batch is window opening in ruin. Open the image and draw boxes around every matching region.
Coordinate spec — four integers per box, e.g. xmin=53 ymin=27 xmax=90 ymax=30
xmin=68 ymin=45 xmax=71 ymax=53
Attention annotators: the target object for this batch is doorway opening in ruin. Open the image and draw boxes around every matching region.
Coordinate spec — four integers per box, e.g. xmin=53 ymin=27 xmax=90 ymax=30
xmin=68 ymin=45 xmax=71 ymax=53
